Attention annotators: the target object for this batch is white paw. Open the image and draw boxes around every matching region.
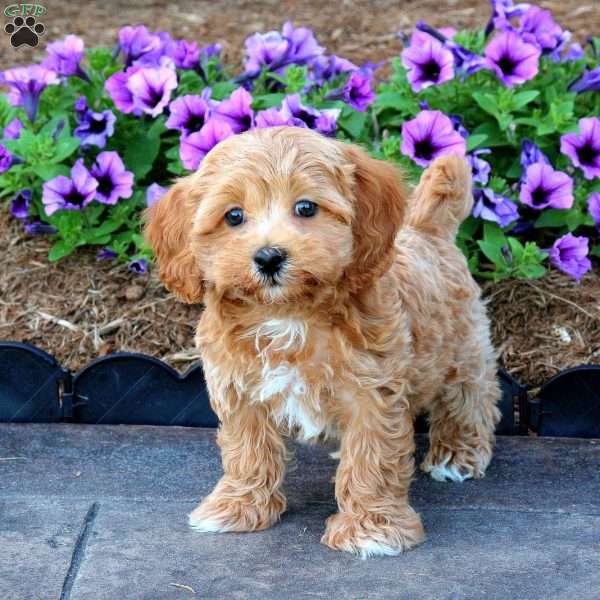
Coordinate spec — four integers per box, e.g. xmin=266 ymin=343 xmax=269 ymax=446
xmin=425 ymin=456 xmax=473 ymax=483
xmin=354 ymin=539 xmax=403 ymax=559
xmin=188 ymin=511 xmax=228 ymax=532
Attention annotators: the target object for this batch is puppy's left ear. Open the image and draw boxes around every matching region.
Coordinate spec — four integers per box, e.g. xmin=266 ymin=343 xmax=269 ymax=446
xmin=341 ymin=144 xmax=407 ymax=290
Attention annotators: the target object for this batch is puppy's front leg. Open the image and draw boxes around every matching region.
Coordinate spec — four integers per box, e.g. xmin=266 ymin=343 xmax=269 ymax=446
xmin=322 ymin=393 xmax=424 ymax=558
xmin=189 ymin=403 xmax=287 ymax=533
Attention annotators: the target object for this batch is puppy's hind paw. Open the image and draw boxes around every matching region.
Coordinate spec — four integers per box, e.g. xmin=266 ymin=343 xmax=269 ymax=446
xmin=421 ymin=446 xmax=491 ymax=483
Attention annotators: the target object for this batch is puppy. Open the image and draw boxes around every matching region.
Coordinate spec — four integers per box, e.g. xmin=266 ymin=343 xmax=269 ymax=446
xmin=145 ymin=126 xmax=500 ymax=558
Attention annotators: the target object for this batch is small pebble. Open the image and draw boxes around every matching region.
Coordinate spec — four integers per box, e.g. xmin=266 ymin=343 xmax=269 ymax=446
xmin=125 ymin=285 xmax=145 ymax=301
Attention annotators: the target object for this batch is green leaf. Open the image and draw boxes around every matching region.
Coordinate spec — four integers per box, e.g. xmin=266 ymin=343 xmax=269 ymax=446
xmin=36 ymin=163 xmax=70 ymax=180
xmin=338 ymin=109 xmax=367 ymax=139
xmin=473 ymin=92 xmax=500 ymax=119
xmin=123 ymin=128 xmax=160 ymax=180
xmin=534 ymin=209 xmax=571 ymax=229
xmin=50 ymin=136 xmax=80 ymax=163
xmin=466 ymin=134 xmax=488 ymax=152
xmin=512 ymin=91 xmax=539 ymax=110
xmin=591 ymin=245 xmax=600 ymax=258
xmin=252 ymin=93 xmax=285 ymax=110
xmin=48 ymin=240 xmax=77 ymax=262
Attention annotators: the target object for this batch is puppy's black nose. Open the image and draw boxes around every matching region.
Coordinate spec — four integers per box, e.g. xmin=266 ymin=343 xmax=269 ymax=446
xmin=254 ymin=246 xmax=287 ymax=276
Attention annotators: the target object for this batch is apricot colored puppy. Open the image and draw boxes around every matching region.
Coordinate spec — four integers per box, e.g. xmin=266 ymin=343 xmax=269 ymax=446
xmin=145 ymin=127 xmax=500 ymax=558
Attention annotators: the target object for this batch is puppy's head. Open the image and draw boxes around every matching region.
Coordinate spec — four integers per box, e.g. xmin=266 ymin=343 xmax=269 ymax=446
xmin=145 ymin=127 xmax=406 ymax=305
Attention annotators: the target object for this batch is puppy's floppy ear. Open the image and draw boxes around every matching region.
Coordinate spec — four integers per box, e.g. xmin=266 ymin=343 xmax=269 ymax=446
xmin=144 ymin=175 xmax=204 ymax=304
xmin=341 ymin=144 xmax=407 ymax=290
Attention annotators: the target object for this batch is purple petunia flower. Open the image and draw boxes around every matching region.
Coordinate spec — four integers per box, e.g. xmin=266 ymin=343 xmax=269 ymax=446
xmin=125 ymin=65 xmax=178 ymax=118
xmin=129 ymin=258 xmax=148 ymax=274
xmin=341 ymin=72 xmax=375 ymax=111
xmin=560 ymin=117 xmax=600 ymax=180
xmin=97 ymin=247 xmax=118 ymax=261
xmin=24 ymin=220 xmax=58 ymax=235
xmin=520 ymin=139 xmax=550 ymax=171
xmin=2 ymin=118 xmax=24 ymax=140
xmin=10 ymin=189 xmax=31 ymax=220
xmin=42 ymin=35 xmax=86 ymax=78
xmin=472 ymin=187 xmax=520 ymax=227
xmin=467 ymin=149 xmax=492 ymax=185
xmin=449 ymin=113 xmax=469 ymax=138
xmin=0 ymin=143 xmax=12 ymax=173
xmin=562 ymin=43 xmax=584 ymax=63
xmin=310 ymin=54 xmax=357 ymax=84
xmin=165 ymin=92 xmax=212 ymax=137
xmin=520 ymin=163 xmax=573 ymax=210
xmin=244 ymin=30 xmax=290 ymax=75
xmin=0 ymin=65 xmax=59 ymax=122
xmin=167 ymin=39 xmax=200 ymax=69
xmin=519 ymin=6 xmax=563 ymax=53
xmin=569 ymin=67 xmax=600 ymax=94
xmin=400 ymin=110 xmax=467 ymax=167
xmin=213 ymin=87 xmax=254 ymax=133
xmin=281 ymin=94 xmax=340 ymax=135
xmin=588 ymin=192 xmax=600 ymax=229
xmin=415 ymin=22 xmax=485 ymax=79
xmin=146 ymin=183 xmax=167 ymax=208
xmin=254 ymin=107 xmax=295 ymax=128
xmin=90 ymin=151 xmax=134 ymax=205
xmin=180 ymin=119 xmax=234 ymax=170
xmin=281 ymin=21 xmax=324 ymax=66
xmin=74 ymin=102 xmax=116 ymax=148
xmin=401 ymin=30 xmax=454 ymax=92
xmin=243 ymin=22 xmax=324 ymax=76
xmin=484 ymin=30 xmax=541 ymax=87
xmin=486 ymin=0 xmax=531 ymax=34
xmin=548 ymin=233 xmax=592 ymax=282
xmin=105 ymin=66 xmax=141 ymax=114
xmin=118 ymin=25 xmax=162 ymax=66
xmin=42 ymin=159 xmax=99 ymax=216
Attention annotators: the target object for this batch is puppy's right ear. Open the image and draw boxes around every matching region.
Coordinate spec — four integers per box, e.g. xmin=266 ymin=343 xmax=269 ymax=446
xmin=144 ymin=176 xmax=204 ymax=304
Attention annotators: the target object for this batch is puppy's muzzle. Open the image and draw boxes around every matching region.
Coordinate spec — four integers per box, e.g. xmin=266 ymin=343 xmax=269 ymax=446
xmin=254 ymin=246 xmax=287 ymax=278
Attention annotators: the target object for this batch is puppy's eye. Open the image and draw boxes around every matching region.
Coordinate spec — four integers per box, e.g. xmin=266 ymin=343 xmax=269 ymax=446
xmin=224 ymin=207 xmax=244 ymax=227
xmin=294 ymin=199 xmax=318 ymax=218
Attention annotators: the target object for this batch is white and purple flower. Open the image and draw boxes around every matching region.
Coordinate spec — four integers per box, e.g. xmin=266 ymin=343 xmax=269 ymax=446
xmin=484 ymin=30 xmax=541 ymax=87
xmin=281 ymin=94 xmax=340 ymax=135
xmin=42 ymin=159 xmax=99 ymax=216
xmin=180 ymin=119 xmax=234 ymax=170
xmin=42 ymin=35 xmax=86 ymax=79
xmin=400 ymin=110 xmax=466 ymax=167
xmin=74 ymin=98 xmax=116 ymax=148
xmin=548 ymin=233 xmax=592 ymax=282
xmin=90 ymin=151 xmax=134 ymax=205
xmin=472 ymin=187 xmax=520 ymax=228
xmin=560 ymin=117 xmax=600 ymax=180
xmin=519 ymin=163 xmax=573 ymax=210
xmin=165 ymin=92 xmax=212 ymax=138
xmin=401 ymin=30 xmax=454 ymax=92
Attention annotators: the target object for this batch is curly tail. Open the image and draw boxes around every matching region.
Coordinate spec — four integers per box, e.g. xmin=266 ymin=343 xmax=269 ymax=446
xmin=406 ymin=155 xmax=473 ymax=239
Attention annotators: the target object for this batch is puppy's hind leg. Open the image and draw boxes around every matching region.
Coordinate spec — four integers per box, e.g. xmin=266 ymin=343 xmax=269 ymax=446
xmin=421 ymin=345 xmax=501 ymax=483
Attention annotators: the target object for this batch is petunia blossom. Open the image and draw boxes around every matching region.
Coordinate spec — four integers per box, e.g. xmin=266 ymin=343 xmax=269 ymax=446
xmin=74 ymin=101 xmax=116 ymax=148
xmin=281 ymin=95 xmax=340 ymax=135
xmin=168 ymin=39 xmax=200 ymax=69
xmin=146 ymin=183 xmax=167 ymax=208
xmin=42 ymin=159 xmax=98 ymax=216
xmin=548 ymin=233 xmax=592 ymax=282
xmin=401 ymin=30 xmax=454 ymax=92
xmin=569 ymin=67 xmax=600 ymax=94
xmin=520 ymin=139 xmax=550 ymax=171
xmin=400 ymin=110 xmax=466 ymax=167
xmin=520 ymin=163 xmax=573 ymax=210
xmin=342 ymin=71 xmax=375 ymax=111
xmin=254 ymin=107 xmax=295 ymax=128
xmin=90 ymin=151 xmax=134 ymax=205
xmin=467 ymin=149 xmax=492 ymax=186
xmin=125 ymin=65 xmax=178 ymax=118
xmin=128 ymin=258 xmax=148 ymax=274
xmin=180 ymin=119 xmax=234 ymax=170
xmin=24 ymin=221 xmax=58 ymax=235
xmin=0 ymin=143 xmax=12 ymax=173
xmin=588 ymin=192 xmax=600 ymax=229
xmin=472 ymin=187 xmax=520 ymax=228
xmin=0 ymin=65 xmax=59 ymax=121
xmin=560 ymin=117 xmax=600 ymax=180
xmin=166 ymin=92 xmax=212 ymax=137
xmin=484 ymin=30 xmax=541 ymax=87
xmin=97 ymin=247 xmax=118 ymax=261
xmin=213 ymin=87 xmax=254 ymax=133
xmin=118 ymin=25 xmax=162 ymax=66
xmin=10 ymin=189 xmax=31 ymax=220
xmin=519 ymin=6 xmax=563 ymax=53
xmin=2 ymin=118 xmax=24 ymax=140
xmin=42 ymin=35 xmax=86 ymax=78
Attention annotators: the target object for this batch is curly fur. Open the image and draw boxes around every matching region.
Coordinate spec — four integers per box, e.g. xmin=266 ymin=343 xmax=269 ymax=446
xmin=145 ymin=127 xmax=501 ymax=558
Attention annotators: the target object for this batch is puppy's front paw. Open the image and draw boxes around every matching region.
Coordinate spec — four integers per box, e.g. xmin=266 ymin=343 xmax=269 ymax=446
xmin=421 ymin=444 xmax=492 ymax=482
xmin=189 ymin=487 xmax=286 ymax=533
xmin=321 ymin=509 xmax=424 ymax=559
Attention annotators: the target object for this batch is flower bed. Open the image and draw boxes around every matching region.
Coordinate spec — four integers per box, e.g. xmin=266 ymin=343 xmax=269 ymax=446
xmin=0 ymin=1 xmax=598 ymax=283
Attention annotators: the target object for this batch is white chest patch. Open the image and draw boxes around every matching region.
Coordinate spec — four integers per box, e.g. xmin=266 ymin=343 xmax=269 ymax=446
xmin=250 ymin=318 xmax=307 ymax=354
xmin=258 ymin=363 xmax=322 ymax=440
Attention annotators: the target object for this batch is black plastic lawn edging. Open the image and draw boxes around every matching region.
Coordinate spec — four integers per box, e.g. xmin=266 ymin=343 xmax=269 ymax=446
xmin=0 ymin=341 xmax=598 ymax=437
